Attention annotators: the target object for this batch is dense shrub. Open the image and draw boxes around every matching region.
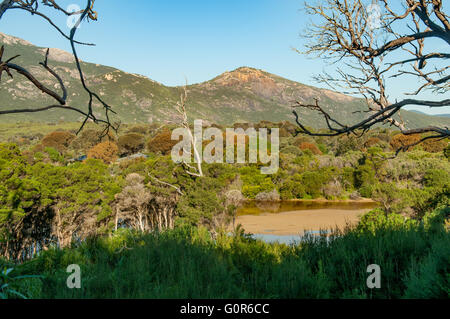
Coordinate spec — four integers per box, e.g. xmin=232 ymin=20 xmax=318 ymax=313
xmin=341 ymin=167 xmax=356 ymax=191
xmin=301 ymin=171 xmax=328 ymax=198
xmin=1 ymin=118 xmax=450 ymax=300
xmin=147 ymin=130 xmax=178 ymax=155
xmin=126 ymin=125 xmax=149 ymax=135
xmin=317 ymin=143 xmax=328 ymax=154
xmin=70 ymin=129 xmax=115 ymax=154
xmin=7 ymin=212 xmax=449 ymax=299
xmin=390 ymin=133 xmax=421 ymax=151
xmin=364 ymin=137 xmax=382 ymax=148
xmin=0 ymin=144 xmax=120 ymax=260
xmin=420 ymin=138 xmax=448 ymax=153
xmin=354 ymin=164 xmax=376 ymax=197
xmin=239 ymin=166 xmax=276 ymax=199
xmin=118 ymin=133 xmax=146 ymax=156
xmin=322 ymin=179 xmax=343 ymax=199
xmin=279 ymin=121 xmax=298 ymax=136
xmin=293 ymin=135 xmax=314 ymax=146
xmin=279 ymin=174 xmax=306 ymax=200
xmin=403 ymin=235 xmax=450 ymax=298
xmin=41 ymin=131 xmax=76 ymax=153
xmin=1 ymin=122 xmax=450 ymax=300
xmin=43 ymin=147 xmax=64 ymax=164
xmin=445 ymin=145 xmax=450 ymax=159
xmin=333 ymin=135 xmax=364 ymax=156
xmin=298 ymin=142 xmax=322 ymax=155
xmin=356 ymin=208 xmax=414 ymax=231
xmin=87 ymin=141 xmax=119 ymax=164
xmin=280 ymin=145 xmax=302 ymax=156
xmin=254 ymin=189 xmax=280 ymax=201
xmin=371 ymin=183 xmax=410 ymax=215
xmin=176 ymin=174 xmax=236 ymax=228
xmin=424 ymin=169 xmax=449 ymax=189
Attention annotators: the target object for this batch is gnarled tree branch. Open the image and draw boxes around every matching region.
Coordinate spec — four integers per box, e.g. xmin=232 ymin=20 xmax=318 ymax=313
xmin=0 ymin=0 xmax=118 ymax=136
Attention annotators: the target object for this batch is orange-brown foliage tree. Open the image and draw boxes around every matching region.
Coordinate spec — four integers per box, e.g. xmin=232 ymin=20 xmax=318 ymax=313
xmin=147 ymin=130 xmax=178 ymax=155
xmin=390 ymin=134 xmax=422 ymax=152
xmin=421 ymin=138 xmax=449 ymax=153
xmin=298 ymin=142 xmax=322 ymax=155
xmin=364 ymin=137 xmax=382 ymax=148
xmin=41 ymin=131 xmax=76 ymax=153
xmin=70 ymin=129 xmax=116 ymax=154
xmin=118 ymin=133 xmax=146 ymax=156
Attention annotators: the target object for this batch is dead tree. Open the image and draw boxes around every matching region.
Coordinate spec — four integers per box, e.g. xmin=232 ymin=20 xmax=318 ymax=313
xmin=0 ymin=0 xmax=118 ymax=136
xmin=293 ymin=0 xmax=449 ymax=152
xmin=115 ymin=174 xmax=152 ymax=232
xmin=173 ymin=84 xmax=204 ymax=177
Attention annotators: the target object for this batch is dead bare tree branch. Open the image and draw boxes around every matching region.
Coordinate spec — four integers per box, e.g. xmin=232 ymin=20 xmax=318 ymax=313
xmin=173 ymin=83 xmax=204 ymax=177
xmin=148 ymin=174 xmax=184 ymax=196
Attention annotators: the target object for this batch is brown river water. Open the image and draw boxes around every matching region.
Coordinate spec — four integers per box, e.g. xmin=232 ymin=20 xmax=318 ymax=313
xmin=234 ymin=200 xmax=379 ymax=244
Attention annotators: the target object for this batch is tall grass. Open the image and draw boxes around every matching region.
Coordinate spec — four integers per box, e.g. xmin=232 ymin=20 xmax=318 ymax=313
xmin=2 ymin=209 xmax=449 ymax=299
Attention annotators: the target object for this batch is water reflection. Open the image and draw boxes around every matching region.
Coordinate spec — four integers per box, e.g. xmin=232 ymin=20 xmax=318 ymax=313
xmin=237 ymin=200 xmax=379 ymax=216
xmin=252 ymin=231 xmax=332 ymax=245
xmin=255 ymin=201 xmax=281 ymax=213
xmin=236 ymin=200 xmax=379 ymax=243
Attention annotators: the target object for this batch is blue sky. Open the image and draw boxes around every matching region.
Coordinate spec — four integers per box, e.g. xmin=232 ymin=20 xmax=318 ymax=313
xmin=0 ymin=0 xmax=448 ymax=115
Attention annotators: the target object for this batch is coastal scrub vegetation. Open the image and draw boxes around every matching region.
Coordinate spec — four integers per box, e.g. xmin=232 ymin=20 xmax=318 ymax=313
xmin=0 ymin=0 xmax=448 ymax=300
xmin=0 ymin=121 xmax=448 ymax=298
xmin=0 ymin=208 xmax=448 ymax=299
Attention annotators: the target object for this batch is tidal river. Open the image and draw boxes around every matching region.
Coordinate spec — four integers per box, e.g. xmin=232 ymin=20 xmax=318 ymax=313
xmin=235 ymin=200 xmax=379 ymax=244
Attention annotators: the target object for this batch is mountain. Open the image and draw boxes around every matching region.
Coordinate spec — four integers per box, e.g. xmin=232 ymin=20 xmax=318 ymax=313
xmin=410 ymin=110 xmax=450 ymax=118
xmin=1 ymin=32 xmax=449 ymax=129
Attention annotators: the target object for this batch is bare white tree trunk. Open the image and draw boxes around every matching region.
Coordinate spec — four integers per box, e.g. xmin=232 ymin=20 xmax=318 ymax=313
xmin=188 ymin=128 xmax=204 ymax=177
xmin=115 ymin=207 xmax=119 ymax=231
xmin=138 ymin=209 xmax=145 ymax=232
xmin=174 ymin=85 xmax=203 ymax=177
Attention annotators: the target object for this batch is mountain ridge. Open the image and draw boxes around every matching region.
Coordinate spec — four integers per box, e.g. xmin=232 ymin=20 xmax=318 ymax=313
xmin=1 ymin=32 xmax=449 ymax=129
xmin=409 ymin=110 xmax=450 ymax=118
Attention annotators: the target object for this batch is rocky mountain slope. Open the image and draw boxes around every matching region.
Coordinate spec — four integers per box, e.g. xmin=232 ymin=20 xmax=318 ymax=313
xmin=1 ymin=32 xmax=449 ymax=129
